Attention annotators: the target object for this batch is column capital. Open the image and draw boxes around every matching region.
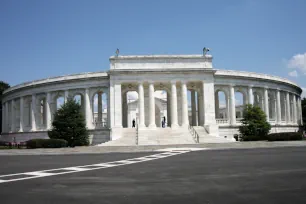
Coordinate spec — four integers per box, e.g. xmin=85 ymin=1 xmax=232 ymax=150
xmin=137 ymin=81 xmax=144 ymax=85
xmin=248 ymin=85 xmax=254 ymax=88
xmin=148 ymin=80 xmax=155 ymax=84
xmin=170 ymin=80 xmax=177 ymax=85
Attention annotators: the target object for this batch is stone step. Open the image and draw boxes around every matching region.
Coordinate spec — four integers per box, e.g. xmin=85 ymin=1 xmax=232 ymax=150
xmin=192 ymin=126 xmax=235 ymax=143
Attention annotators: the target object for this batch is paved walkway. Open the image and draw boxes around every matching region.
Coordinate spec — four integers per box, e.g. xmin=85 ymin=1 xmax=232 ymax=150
xmin=0 ymin=141 xmax=306 ymax=155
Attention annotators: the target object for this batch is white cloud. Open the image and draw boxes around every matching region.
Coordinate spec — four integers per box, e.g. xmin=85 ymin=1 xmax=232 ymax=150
xmin=287 ymin=53 xmax=306 ymax=73
xmin=288 ymin=70 xmax=298 ymax=77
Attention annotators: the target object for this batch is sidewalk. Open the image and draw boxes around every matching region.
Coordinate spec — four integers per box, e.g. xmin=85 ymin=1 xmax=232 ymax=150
xmin=0 ymin=141 xmax=306 ymax=155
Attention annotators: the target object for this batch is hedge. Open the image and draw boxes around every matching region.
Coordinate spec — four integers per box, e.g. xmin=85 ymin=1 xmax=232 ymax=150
xmin=26 ymin=139 xmax=68 ymax=149
xmin=267 ymin=132 xmax=303 ymax=141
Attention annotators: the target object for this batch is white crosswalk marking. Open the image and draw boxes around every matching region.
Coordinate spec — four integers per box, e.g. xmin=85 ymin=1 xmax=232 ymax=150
xmin=0 ymin=150 xmax=199 ymax=184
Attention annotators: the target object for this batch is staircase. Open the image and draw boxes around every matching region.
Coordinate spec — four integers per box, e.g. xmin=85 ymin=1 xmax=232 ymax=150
xmin=192 ymin=126 xmax=235 ymax=143
xmin=98 ymin=128 xmax=136 ymax=146
xmin=138 ymin=127 xmax=196 ymax=145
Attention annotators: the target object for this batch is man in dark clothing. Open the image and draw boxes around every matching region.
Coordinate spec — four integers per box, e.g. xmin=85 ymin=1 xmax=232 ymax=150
xmin=132 ymin=119 xmax=136 ymax=128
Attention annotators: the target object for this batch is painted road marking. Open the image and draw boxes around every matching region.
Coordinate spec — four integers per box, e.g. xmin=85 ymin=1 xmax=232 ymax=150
xmin=0 ymin=149 xmax=195 ymax=184
xmin=156 ymin=148 xmax=209 ymax=152
xmin=24 ymin=172 xmax=55 ymax=177
xmin=62 ymin=167 xmax=91 ymax=171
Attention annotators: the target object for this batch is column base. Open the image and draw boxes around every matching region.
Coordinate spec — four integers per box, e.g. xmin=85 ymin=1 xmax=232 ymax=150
xmin=148 ymin=124 xmax=156 ymax=129
xmin=18 ymin=129 xmax=23 ymax=133
xmin=171 ymin=123 xmax=179 ymax=129
xmin=138 ymin=124 xmax=146 ymax=129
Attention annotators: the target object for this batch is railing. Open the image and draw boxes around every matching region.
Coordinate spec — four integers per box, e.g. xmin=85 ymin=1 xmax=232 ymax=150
xmin=236 ymin=118 xmax=243 ymax=123
xmin=188 ymin=125 xmax=199 ymax=143
xmin=216 ymin=119 xmax=229 ymax=124
xmin=135 ymin=124 xmax=139 ymax=145
xmin=93 ymin=121 xmax=108 ymax=129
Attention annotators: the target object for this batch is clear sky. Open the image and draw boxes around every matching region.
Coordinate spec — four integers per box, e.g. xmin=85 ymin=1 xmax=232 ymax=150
xmin=1 ymin=0 xmax=306 ymax=97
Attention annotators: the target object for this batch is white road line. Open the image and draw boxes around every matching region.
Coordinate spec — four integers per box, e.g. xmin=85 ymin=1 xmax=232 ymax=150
xmin=24 ymin=172 xmax=55 ymax=176
xmin=0 ymin=151 xmax=190 ymax=184
xmin=62 ymin=167 xmax=91 ymax=171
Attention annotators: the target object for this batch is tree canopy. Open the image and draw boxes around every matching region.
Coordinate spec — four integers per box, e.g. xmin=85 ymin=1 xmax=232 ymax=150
xmin=48 ymin=98 xmax=89 ymax=146
xmin=239 ymin=104 xmax=271 ymax=141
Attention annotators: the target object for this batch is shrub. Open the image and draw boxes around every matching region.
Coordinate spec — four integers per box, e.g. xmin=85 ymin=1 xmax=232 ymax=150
xmin=0 ymin=140 xmax=7 ymax=146
xmin=239 ymin=104 xmax=271 ymax=141
xmin=26 ymin=139 xmax=68 ymax=149
xmin=48 ymin=97 xmax=89 ymax=147
xmin=267 ymin=132 xmax=303 ymax=141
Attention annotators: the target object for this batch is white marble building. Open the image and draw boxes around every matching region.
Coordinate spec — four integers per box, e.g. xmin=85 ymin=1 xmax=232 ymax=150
xmin=1 ymin=54 xmax=303 ymax=145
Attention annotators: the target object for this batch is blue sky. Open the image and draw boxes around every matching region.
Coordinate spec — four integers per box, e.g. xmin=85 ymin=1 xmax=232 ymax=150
xmin=1 ymin=0 xmax=306 ymax=97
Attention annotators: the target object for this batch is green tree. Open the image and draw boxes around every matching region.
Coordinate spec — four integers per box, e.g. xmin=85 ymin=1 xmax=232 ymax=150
xmin=48 ymin=97 xmax=89 ymax=146
xmin=0 ymin=81 xmax=10 ymax=133
xmin=239 ymin=104 xmax=271 ymax=141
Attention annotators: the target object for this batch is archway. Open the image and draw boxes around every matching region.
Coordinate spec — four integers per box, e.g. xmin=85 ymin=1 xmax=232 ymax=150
xmin=280 ymin=92 xmax=286 ymax=121
xmin=125 ymin=91 xmax=138 ymax=128
xmin=253 ymin=91 xmax=263 ymax=109
xmin=235 ymin=91 xmax=244 ymax=120
xmin=268 ymin=92 xmax=276 ymax=121
xmin=92 ymin=91 xmax=107 ymax=128
xmin=188 ymin=89 xmax=198 ymax=126
xmin=56 ymin=96 xmax=64 ymax=110
xmin=154 ymin=90 xmax=167 ymax=128
xmin=215 ymin=90 xmax=228 ymax=120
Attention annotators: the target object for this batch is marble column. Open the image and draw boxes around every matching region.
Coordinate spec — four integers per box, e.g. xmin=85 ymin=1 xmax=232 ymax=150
xmin=276 ymin=90 xmax=281 ymax=124
xmin=85 ymin=88 xmax=92 ymax=129
xmin=229 ymin=85 xmax=236 ymax=125
xmin=215 ymin=91 xmax=219 ymax=118
xmin=198 ymin=92 xmax=203 ymax=126
xmin=293 ymin=95 xmax=297 ymax=124
xmin=19 ymin=97 xmax=24 ymax=132
xmin=1 ymin=103 xmax=4 ymax=133
xmin=171 ymin=81 xmax=178 ymax=128
xmin=167 ymin=92 xmax=171 ymax=127
xmin=248 ymin=86 xmax=254 ymax=105
xmin=98 ymin=92 xmax=102 ymax=122
xmin=107 ymin=89 xmax=110 ymax=128
xmin=264 ymin=88 xmax=269 ymax=120
xmin=191 ymin=90 xmax=197 ymax=126
xmin=299 ymin=97 xmax=303 ymax=125
xmin=64 ymin=90 xmax=69 ymax=103
xmin=148 ymin=82 xmax=156 ymax=128
xmin=31 ymin=94 xmax=36 ymax=131
xmin=138 ymin=82 xmax=145 ymax=128
xmin=121 ymin=92 xmax=127 ymax=127
xmin=5 ymin=102 xmax=9 ymax=132
xmin=11 ymin=100 xmax=15 ymax=132
xmin=181 ymin=81 xmax=189 ymax=127
xmin=46 ymin=92 xmax=51 ymax=130
xmin=286 ymin=92 xmax=291 ymax=123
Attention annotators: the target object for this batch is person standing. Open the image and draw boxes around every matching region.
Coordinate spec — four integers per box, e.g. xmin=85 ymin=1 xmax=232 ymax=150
xmin=132 ymin=119 xmax=136 ymax=128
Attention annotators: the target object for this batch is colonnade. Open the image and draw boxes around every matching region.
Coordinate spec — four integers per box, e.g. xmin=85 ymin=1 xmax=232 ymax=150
xmin=119 ymin=80 xmax=215 ymax=129
xmin=2 ymin=88 xmax=109 ymax=133
xmin=135 ymin=81 xmax=190 ymax=128
xmin=215 ymin=85 xmax=302 ymax=126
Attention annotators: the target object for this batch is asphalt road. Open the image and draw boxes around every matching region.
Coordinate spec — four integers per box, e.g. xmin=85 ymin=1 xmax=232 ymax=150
xmin=1 ymin=147 xmax=306 ymax=204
